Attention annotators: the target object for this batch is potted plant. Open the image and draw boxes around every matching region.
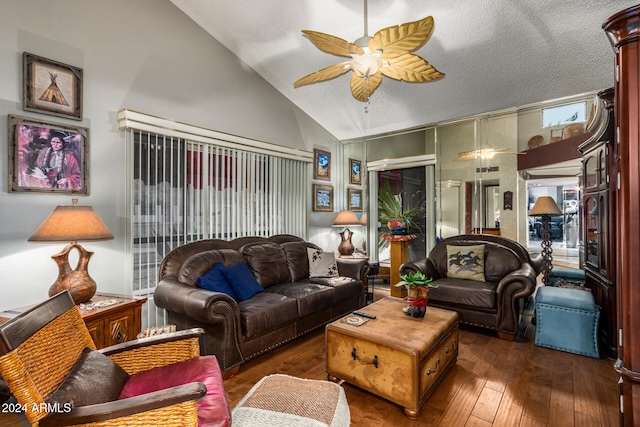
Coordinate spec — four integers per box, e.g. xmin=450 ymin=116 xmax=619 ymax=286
xmin=394 ymin=271 xmax=437 ymax=318
xmin=377 ymin=181 xmax=423 ymax=235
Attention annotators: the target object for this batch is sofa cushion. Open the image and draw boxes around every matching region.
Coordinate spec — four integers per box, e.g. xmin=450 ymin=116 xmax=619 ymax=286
xmin=196 ymin=262 xmax=239 ymax=299
xmin=308 ymin=276 xmax=363 ymax=300
xmin=446 ymin=245 xmax=485 ymax=282
xmin=429 ymin=277 xmax=497 ymax=309
xmin=281 ymin=241 xmax=321 ymax=281
xmin=223 ymin=262 xmax=264 ymax=301
xmin=484 ymin=246 xmax=521 ymax=283
xmin=46 ymin=347 xmax=129 ymax=407
xmin=307 ymin=248 xmax=338 ymax=278
xmin=238 ymin=292 xmax=299 ymax=337
xmin=179 ymin=249 xmax=244 ymax=286
xmin=118 ymin=356 xmax=231 ymax=427
xmin=265 ymin=282 xmax=336 ymax=317
xmin=241 ymin=243 xmax=292 ymax=288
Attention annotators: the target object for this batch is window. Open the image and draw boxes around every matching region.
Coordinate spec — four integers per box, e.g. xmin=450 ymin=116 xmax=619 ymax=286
xmin=119 ymin=110 xmax=311 ymax=327
xmin=542 ymin=102 xmax=587 ymax=128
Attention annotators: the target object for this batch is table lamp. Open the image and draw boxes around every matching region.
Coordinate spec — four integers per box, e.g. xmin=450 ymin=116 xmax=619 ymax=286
xmin=28 ymin=198 xmax=114 ymax=304
xmin=529 ymin=196 xmax=562 ymax=285
xmin=333 ymin=210 xmax=361 ymax=257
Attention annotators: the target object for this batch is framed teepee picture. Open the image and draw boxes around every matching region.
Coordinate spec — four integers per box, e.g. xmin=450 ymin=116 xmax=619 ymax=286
xmin=23 ymin=52 xmax=83 ymax=120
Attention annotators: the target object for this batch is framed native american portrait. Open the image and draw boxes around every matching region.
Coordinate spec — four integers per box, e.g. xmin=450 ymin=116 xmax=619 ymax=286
xmin=23 ymin=52 xmax=83 ymax=120
xmin=8 ymin=114 xmax=89 ymax=194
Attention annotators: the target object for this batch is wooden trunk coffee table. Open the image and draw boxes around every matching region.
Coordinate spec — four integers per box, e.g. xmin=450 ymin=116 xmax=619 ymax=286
xmin=326 ymin=297 xmax=459 ymax=419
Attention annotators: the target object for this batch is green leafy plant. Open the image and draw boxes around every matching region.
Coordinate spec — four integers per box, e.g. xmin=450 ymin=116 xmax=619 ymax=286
xmin=394 ymin=271 xmax=438 ymax=289
xmin=377 ymin=180 xmax=423 ymax=233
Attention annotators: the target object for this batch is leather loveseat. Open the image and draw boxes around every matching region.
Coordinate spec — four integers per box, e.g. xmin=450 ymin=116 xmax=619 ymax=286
xmin=154 ymin=235 xmax=369 ymax=373
xmin=400 ymin=234 xmax=542 ymax=340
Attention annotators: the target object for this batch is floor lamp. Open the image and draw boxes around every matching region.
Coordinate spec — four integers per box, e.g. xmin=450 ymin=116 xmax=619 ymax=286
xmin=529 ymin=196 xmax=562 ymax=286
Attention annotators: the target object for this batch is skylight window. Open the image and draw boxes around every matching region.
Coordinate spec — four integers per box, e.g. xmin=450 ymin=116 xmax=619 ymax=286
xmin=542 ymin=102 xmax=587 ymax=128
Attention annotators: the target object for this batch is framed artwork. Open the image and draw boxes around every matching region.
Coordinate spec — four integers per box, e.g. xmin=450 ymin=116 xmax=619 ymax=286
xmin=312 ymin=184 xmax=333 ymax=212
xmin=347 ymin=188 xmax=363 ymax=211
xmin=8 ymin=114 xmax=89 ymax=194
xmin=313 ymin=148 xmax=331 ymax=181
xmin=23 ymin=52 xmax=83 ymax=120
xmin=349 ymin=158 xmax=361 ymax=185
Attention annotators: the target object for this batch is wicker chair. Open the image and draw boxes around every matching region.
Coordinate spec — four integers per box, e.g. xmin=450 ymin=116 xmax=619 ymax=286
xmin=0 ymin=291 xmax=230 ymax=426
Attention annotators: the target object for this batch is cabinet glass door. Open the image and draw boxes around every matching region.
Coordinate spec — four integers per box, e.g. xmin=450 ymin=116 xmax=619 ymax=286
xmin=585 ymin=195 xmax=599 ymax=268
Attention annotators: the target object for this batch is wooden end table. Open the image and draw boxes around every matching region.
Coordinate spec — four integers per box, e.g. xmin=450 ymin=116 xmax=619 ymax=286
xmin=0 ymin=292 xmax=147 ymax=349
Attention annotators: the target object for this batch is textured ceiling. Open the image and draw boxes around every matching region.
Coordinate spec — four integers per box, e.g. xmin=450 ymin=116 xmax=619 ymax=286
xmin=170 ymin=0 xmax=635 ymax=141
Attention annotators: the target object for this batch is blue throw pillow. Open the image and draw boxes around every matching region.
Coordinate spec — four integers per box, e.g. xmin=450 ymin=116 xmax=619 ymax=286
xmin=196 ymin=263 xmax=239 ymax=299
xmin=222 ymin=262 xmax=264 ymax=301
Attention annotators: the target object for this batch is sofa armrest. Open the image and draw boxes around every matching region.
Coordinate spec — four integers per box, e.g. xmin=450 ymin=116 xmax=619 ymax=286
xmin=101 ymin=329 xmax=204 ymax=374
xmin=336 ymin=258 xmax=370 ymax=280
xmin=40 ymin=383 xmax=206 ymax=426
xmin=399 ymin=259 xmax=441 ymax=281
xmin=154 ymin=277 xmax=240 ymax=325
xmin=495 ymin=263 xmax=538 ymax=333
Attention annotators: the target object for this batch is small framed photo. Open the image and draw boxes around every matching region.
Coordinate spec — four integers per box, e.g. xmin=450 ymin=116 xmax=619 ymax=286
xmin=347 ymin=188 xmax=363 ymax=211
xmin=313 ymin=184 xmax=333 ymax=212
xmin=23 ymin=52 xmax=83 ymax=120
xmin=313 ymin=148 xmax=331 ymax=181
xmin=349 ymin=158 xmax=361 ymax=185
xmin=8 ymin=114 xmax=89 ymax=194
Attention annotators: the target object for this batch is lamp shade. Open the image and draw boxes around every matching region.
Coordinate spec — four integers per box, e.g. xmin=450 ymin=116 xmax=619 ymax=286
xmin=29 ymin=199 xmax=113 ymax=242
xmin=529 ymin=196 xmax=562 ymax=217
xmin=333 ymin=210 xmax=361 ymax=227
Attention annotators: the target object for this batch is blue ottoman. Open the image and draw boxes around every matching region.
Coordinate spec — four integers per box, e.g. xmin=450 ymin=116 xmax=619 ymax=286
xmin=535 ymin=286 xmax=600 ymax=358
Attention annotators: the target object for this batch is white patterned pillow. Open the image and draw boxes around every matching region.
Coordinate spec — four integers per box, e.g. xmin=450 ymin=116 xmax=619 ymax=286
xmin=307 ymin=248 xmax=339 ymax=278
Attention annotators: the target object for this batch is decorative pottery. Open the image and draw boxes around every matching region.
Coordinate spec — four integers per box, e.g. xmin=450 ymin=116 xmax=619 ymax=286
xmin=388 ymin=217 xmax=408 ymax=235
xmin=527 ymin=135 xmax=544 ymax=149
xmin=563 ymin=123 xmax=585 ymax=139
xmin=402 ymin=286 xmax=429 ymax=318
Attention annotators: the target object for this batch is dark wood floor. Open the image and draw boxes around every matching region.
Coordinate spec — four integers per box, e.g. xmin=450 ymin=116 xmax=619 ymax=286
xmin=0 ymin=286 xmax=620 ymax=427
xmin=223 ymin=287 xmax=620 ymax=427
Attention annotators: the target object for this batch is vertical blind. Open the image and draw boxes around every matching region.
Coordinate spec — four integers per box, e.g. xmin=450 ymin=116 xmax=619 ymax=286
xmin=120 ymin=110 xmax=311 ymax=327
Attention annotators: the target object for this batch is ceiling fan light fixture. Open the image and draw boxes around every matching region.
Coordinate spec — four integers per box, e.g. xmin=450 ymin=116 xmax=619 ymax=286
xmin=350 ymin=52 xmax=382 ymax=78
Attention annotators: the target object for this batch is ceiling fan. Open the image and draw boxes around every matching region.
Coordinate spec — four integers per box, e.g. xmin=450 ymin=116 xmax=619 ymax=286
xmin=293 ymin=0 xmax=445 ymax=102
xmin=453 ymin=148 xmax=523 ymax=162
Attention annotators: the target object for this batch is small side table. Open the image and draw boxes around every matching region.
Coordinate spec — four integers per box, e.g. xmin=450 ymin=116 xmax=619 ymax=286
xmin=0 ymin=292 xmax=147 ymax=349
xmin=381 ymin=234 xmax=417 ymax=297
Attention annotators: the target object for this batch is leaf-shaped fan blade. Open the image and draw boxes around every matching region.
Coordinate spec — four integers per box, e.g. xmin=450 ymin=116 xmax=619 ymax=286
xmin=302 ymin=30 xmax=363 ymax=58
xmin=381 ymin=53 xmax=444 ymax=82
xmin=370 ymin=16 xmax=434 ymax=57
xmin=294 ymin=62 xmax=351 ymax=88
xmin=350 ymin=72 xmax=382 ymax=102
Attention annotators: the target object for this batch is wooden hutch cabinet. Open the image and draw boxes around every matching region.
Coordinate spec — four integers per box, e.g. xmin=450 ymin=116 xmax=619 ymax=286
xmin=604 ymin=5 xmax=640 ymax=425
xmin=578 ymin=88 xmax=617 ymax=359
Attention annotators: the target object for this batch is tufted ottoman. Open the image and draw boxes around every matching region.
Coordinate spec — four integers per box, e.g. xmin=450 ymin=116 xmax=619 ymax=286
xmin=535 ymin=286 xmax=600 ymax=358
xmin=231 ymin=374 xmax=350 ymax=427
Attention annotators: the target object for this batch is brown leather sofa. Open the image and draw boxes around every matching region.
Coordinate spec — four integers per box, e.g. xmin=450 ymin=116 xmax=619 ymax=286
xmin=154 ymin=235 xmax=369 ymax=373
xmin=400 ymin=234 xmax=542 ymax=340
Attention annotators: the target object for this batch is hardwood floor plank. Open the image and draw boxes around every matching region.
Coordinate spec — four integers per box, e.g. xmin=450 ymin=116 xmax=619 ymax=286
xmin=471 ymin=387 xmax=503 ymax=423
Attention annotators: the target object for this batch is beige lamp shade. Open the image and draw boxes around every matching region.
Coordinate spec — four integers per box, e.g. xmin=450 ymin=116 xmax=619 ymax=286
xmin=333 ymin=210 xmax=361 ymax=227
xmin=29 ymin=199 xmax=113 ymax=242
xmin=28 ymin=199 xmax=113 ymax=304
xmin=529 ymin=196 xmax=562 ymax=216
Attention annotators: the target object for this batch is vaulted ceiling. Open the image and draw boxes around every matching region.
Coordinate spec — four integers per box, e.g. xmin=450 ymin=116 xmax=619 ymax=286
xmin=170 ymin=0 xmax=635 ymax=141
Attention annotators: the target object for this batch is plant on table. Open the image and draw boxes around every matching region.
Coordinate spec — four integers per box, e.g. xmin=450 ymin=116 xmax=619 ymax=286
xmin=394 ymin=271 xmax=437 ymax=318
